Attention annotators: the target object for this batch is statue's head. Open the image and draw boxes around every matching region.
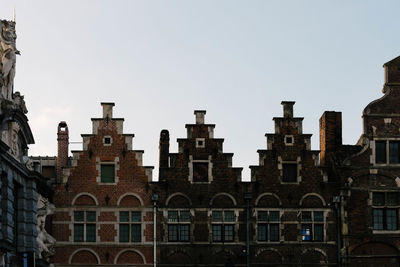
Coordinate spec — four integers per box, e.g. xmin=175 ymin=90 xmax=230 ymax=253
xmin=0 ymin=20 xmax=18 ymax=52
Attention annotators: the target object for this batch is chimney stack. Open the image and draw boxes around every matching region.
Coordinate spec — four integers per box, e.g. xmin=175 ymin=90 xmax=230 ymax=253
xmin=319 ymin=111 xmax=342 ymax=166
xmin=159 ymin=129 xmax=170 ymax=179
xmin=194 ymin=110 xmax=206 ymax=124
xmin=101 ymin=102 xmax=115 ymax=118
xmin=281 ymin=101 xmax=295 ymax=118
xmin=57 ymin=121 xmax=69 ymax=183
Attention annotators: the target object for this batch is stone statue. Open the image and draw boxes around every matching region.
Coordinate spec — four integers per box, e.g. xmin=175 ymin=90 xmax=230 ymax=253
xmin=36 ymin=195 xmax=56 ymax=261
xmin=0 ymin=20 xmax=19 ymax=100
xmin=13 ymin=91 xmax=28 ymax=113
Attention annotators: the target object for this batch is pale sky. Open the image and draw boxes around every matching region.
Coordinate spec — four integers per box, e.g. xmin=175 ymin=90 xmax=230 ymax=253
xmin=1 ymin=0 xmax=399 ymax=181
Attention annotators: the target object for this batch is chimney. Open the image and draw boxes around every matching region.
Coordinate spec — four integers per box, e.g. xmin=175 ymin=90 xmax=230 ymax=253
xmin=57 ymin=121 xmax=69 ymax=183
xmin=319 ymin=111 xmax=342 ymax=166
xmin=159 ymin=129 xmax=170 ymax=179
xmin=194 ymin=110 xmax=206 ymax=124
xmin=281 ymin=101 xmax=295 ymax=118
xmin=101 ymin=102 xmax=115 ymax=118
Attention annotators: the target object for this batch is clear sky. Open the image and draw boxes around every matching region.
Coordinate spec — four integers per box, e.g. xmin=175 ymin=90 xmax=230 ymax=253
xmin=1 ymin=0 xmax=399 ymax=181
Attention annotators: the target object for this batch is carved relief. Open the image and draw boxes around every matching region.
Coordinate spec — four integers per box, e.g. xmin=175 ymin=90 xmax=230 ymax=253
xmin=36 ymin=194 xmax=56 ymax=261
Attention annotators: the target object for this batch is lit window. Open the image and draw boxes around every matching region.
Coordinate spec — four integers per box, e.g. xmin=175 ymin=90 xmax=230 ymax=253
xmin=212 ymin=210 xmax=235 ymax=242
xmin=74 ymin=211 xmax=96 ymax=242
xmin=119 ymin=211 xmax=142 ymax=242
xmin=372 ymin=192 xmax=399 ymax=230
xmin=257 ymin=211 xmax=280 ymax=242
xmin=301 ymin=211 xmax=324 ymax=242
xmin=101 ymin=164 xmax=115 ymax=183
xmin=282 ymin=163 xmax=297 ymax=183
xmin=168 ymin=210 xmax=190 ymax=242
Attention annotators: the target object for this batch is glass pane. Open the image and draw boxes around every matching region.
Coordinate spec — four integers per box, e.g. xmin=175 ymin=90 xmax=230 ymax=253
xmin=269 ymin=211 xmax=280 ymax=222
xmin=86 ymin=211 xmax=96 ymax=222
xmin=101 ymin=164 xmax=115 ymax=183
xmin=302 ymin=224 xmax=312 ymax=241
xmin=373 ymin=209 xmax=384 ymax=230
xmin=132 ymin=224 xmax=141 ymax=242
xmin=224 ymin=225 xmax=234 ymax=241
xmin=283 ymin=163 xmax=297 ymax=182
xmin=168 ymin=211 xmax=178 ymax=222
xmin=386 ymin=209 xmax=397 ymax=230
xmin=270 ymin=224 xmax=279 ymax=241
xmin=179 ymin=225 xmax=190 ymax=241
xmin=120 ymin=211 xmax=129 ymax=222
xmin=212 ymin=211 xmax=222 ymax=222
xmin=179 ymin=211 xmax=190 ymax=222
xmin=224 ymin=211 xmax=235 ymax=222
xmin=389 ymin=141 xmax=400 ymax=163
xmin=314 ymin=211 xmax=323 ymax=222
xmin=258 ymin=224 xmax=267 ymax=241
xmin=132 ymin=211 xmax=141 ymax=222
xmin=258 ymin=211 xmax=267 ymax=221
xmin=86 ymin=224 xmax=96 ymax=242
xmin=212 ymin=225 xmax=222 ymax=241
xmin=119 ymin=224 xmax=129 ymax=242
xmin=74 ymin=211 xmax=84 ymax=222
xmin=376 ymin=141 xmax=387 ymax=164
xmin=387 ymin=192 xmax=399 ymax=206
xmin=314 ymin=224 xmax=324 ymax=241
xmin=373 ymin=192 xmax=385 ymax=206
xmin=74 ymin=224 xmax=84 ymax=242
xmin=168 ymin=225 xmax=178 ymax=241
xmin=302 ymin=211 xmax=312 ymax=222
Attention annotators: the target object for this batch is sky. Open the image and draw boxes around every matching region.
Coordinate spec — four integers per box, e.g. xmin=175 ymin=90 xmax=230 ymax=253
xmin=1 ymin=0 xmax=399 ymax=181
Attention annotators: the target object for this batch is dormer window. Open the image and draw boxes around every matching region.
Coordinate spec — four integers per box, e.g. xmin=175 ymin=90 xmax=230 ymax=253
xmin=375 ymin=140 xmax=400 ymax=164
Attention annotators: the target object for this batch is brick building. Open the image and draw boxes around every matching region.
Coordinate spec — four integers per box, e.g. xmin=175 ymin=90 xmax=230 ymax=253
xmin=322 ymin=56 xmax=400 ymax=266
xmin=249 ymin=102 xmax=339 ymax=266
xmin=155 ymin=110 xmax=247 ymax=266
xmin=48 ymin=103 xmax=155 ymax=266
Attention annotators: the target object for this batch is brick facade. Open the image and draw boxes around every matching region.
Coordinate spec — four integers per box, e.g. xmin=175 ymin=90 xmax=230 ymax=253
xmin=50 ymin=103 xmax=155 ymax=266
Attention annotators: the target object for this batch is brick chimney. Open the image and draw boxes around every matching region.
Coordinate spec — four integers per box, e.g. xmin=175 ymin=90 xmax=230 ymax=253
xmin=159 ymin=129 xmax=170 ymax=168
xmin=57 ymin=121 xmax=69 ymax=183
xmin=319 ymin=111 xmax=342 ymax=166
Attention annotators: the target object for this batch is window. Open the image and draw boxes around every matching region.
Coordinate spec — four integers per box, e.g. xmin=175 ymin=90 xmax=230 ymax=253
xmin=285 ymin=135 xmax=294 ymax=145
xmin=372 ymin=192 xmax=399 ymax=230
xmin=375 ymin=140 xmax=400 ymax=164
xmin=101 ymin=164 xmax=115 ymax=183
xmin=257 ymin=211 xmax=280 ymax=242
xmin=301 ymin=211 xmax=324 ymax=242
xmin=168 ymin=210 xmax=190 ymax=242
xmin=282 ymin=163 xmax=297 ymax=183
xmin=74 ymin=211 xmax=96 ymax=242
xmin=196 ymin=138 xmax=205 ymax=148
xmin=212 ymin=210 xmax=235 ymax=242
xmin=119 ymin=211 xmax=142 ymax=242
xmin=103 ymin=136 xmax=112 ymax=145
xmin=193 ymin=162 xmax=209 ymax=182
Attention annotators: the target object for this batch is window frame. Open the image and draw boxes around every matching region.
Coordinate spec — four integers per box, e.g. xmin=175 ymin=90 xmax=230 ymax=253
xmin=374 ymin=139 xmax=400 ymax=165
xmin=301 ymin=211 xmax=324 ymax=242
xmin=372 ymin=192 xmax=399 ymax=231
xmin=167 ymin=210 xmax=191 ymax=242
xmin=73 ymin=210 xmax=97 ymax=243
xmin=211 ymin=209 xmax=236 ymax=243
xmin=257 ymin=210 xmax=280 ymax=242
xmin=119 ymin=210 xmax=142 ymax=243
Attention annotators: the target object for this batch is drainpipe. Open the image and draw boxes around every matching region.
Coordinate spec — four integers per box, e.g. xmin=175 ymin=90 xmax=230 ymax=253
xmin=244 ymin=192 xmax=252 ymax=267
xmin=152 ymin=192 xmax=159 ymax=267
xmin=333 ymin=196 xmax=342 ymax=267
